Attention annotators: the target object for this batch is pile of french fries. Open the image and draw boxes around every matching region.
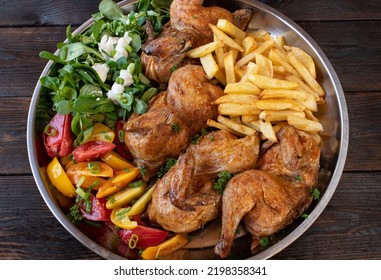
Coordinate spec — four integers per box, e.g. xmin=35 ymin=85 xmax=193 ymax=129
xmin=186 ymin=19 xmax=324 ymax=143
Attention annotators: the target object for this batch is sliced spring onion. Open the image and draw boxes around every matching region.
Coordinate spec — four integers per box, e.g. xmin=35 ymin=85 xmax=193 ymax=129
xmin=44 ymin=124 xmax=57 ymax=136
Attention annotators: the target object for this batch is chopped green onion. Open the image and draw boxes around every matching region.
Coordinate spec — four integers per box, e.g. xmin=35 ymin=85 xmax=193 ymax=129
xmin=138 ymin=72 xmax=150 ymax=85
xmin=128 ymin=180 xmax=144 ymax=188
xmin=76 ymin=187 xmax=87 ymax=199
xmin=128 ymin=234 xmax=139 ymax=249
xmin=259 ymin=237 xmax=270 ymax=247
xmin=76 ymin=176 xmax=86 ymax=188
xmin=44 ymin=124 xmax=57 ymax=136
xmin=88 ymin=162 xmax=100 ymax=174
xmin=115 ymin=77 xmax=125 ymax=85
xmin=116 ymin=207 xmax=131 ymax=220
xmin=118 ymin=129 xmax=125 ymax=143
xmin=127 ymin=63 xmax=135 ymax=74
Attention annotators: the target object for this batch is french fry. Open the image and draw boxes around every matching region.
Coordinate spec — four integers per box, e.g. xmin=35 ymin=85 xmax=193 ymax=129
xmin=255 ymin=53 xmax=273 ymax=78
xmin=200 ymin=53 xmax=219 ymax=79
xmin=209 ymin=24 xmax=244 ymax=52
xmin=217 ymin=19 xmax=247 ymax=40
xmin=239 ymin=62 xmax=259 ymax=83
xmin=235 ymin=38 xmax=275 ymax=68
xmin=287 ymin=51 xmax=325 ymax=96
xmin=186 ymin=40 xmax=225 ymax=58
xmin=218 ymin=103 xmax=261 ymax=116
xmin=212 ymin=94 xmax=258 ymax=105
xmin=248 ymin=30 xmax=270 ymax=42
xmin=272 ymin=122 xmax=288 ymax=134
xmin=242 ymin=36 xmax=257 ymax=56
xmin=255 ymin=99 xmax=294 ymax=111
xmin=214 ymin=69 xmax=227 ymax=86
xmin=259 ymin=110 xmax=305 ymax=122
xmin=295 ymin=94 xmax=318 ymax=112
xmin=284 ymin=46 xmax=316 ymax=79
xmin=207 ymin=119 xmax=244 ymax=136
xmin=248 ymin=74 xmax=299 ymax=90
xmin=259 ymin=89 xmax=308 ymax=100
xmin=268 ymin=48 xmax=299 ymax=77
xmin=224 ymin=82 xmax=261 ymax=95
xmin=224 ymin=51 xmax=236 ymax=84
xmin=259 ymin=120 xmax=278 ymax=142
xmin=277 ymin=98 xmax=305 ymax=111
xmin=241 ymin=119 xmax=261 ymax=132
xmin=217 ymin=115 xmax=257 ymax=136
xmin=310 ymin=133 xmax=322 ymax=145
xmin=276 ymin=35 xmax=286 ymax=49
xmin=230 ymin=116 xmax=241 ymax=124
xmin=286 ymin=75 xmax=320 ymax=101
xmin=304 ymin=108 xmax=320 ymax=122
xmin=241 ymin=115 xmax=259 ymax=123
xmin=287 ymin=115 xmax=323 ymax=133
xmin=273 ymin=65 xmax=286 ymax=74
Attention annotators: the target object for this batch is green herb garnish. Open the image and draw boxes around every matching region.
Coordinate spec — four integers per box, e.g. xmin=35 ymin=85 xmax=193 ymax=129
xmin=213 ymin=171 xmax=232 ymax=193
xmin=311 ymin=188 xmax=321 ymax=200
xmin=259 ymin=237 xmax=270 ymax=247
xmin=157 ymin=158 xmax=177 ymax=178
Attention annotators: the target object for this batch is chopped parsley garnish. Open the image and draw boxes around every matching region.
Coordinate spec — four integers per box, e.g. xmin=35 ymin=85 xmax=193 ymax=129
xmin=301 ymin=213 xmax=309 ymax=219
xmin=171 ymin=123 xmax=181 ymax=133
xmin=190 ymin=134 xmax=200 ymax=144
xmin=213 ymin=171 xmax=232 ymax=193
xmin=67 ymin=204 xmax=83 ymax=225
xmin=139 ymin=166 xmax=147 ymax=176
xmin=311 ymin=188 xmax=321 ymax=200
xmin=259 ymin=237 xmax=270 ymax=247
xmin=170 ymin=64 xmax=178 ymax=73
xmin=295 ymin=174 xmax=304 ymax=181
xmin=157 ymin=158 xmax=177 ymax=178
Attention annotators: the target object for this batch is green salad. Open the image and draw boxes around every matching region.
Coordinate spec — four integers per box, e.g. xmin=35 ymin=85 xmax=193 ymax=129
xmin=38 ymin=0 xmax=170 ymax=147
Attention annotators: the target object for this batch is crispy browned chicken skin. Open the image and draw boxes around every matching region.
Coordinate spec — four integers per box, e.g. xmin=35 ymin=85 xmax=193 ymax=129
xmin=123 ymin=65 xmax=223 ymax=179
xmin=147 ymin=130 xmax=260 ymax=233
xmin=215 ymin=126 xmax=321 ymax=258
xmin=141 ymin=0 xmax=252 ymax=83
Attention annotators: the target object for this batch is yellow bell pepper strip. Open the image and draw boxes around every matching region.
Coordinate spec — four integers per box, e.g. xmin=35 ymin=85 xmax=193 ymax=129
xmin=47 ymin=157 xmax=76 ymax=198
xmin=106 ymin=181 xmax=146 ymax=209
xmin=101 ymin=151 xmax=135 ymax=171
xmin=96 ymin=167 xmax=140 ymax=198
xmin=66 ymin=161 xmax=113 ymax=178
xmin=110 ymin=207 xmax=138 ymax=229
xmin=84 ymin=122 xmax=115 ymax=143
xmin=126 ymin=184 xmax=155 ymax=216
xmin=141 ymin=234 xmax=189 ymax=260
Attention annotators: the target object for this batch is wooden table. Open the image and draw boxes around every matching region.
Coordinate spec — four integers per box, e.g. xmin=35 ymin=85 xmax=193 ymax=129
xmin=0 ymin=0 xmax=380 ymax=259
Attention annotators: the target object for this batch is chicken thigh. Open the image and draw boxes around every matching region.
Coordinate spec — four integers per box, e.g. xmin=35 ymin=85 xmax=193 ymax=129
xmin=124 ymin=65 xmax=223 ymax=179
xmin=147 ymin=130 xmax=260 ymax=233
xmin=141 ymin=0 xmax=252 ymax=83
xmin=215 ymin=125 xmax=321 ymax=258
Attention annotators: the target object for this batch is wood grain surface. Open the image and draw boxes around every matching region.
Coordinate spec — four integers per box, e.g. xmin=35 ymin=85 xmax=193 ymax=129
xmin=0 ymin=0 xmax=380 ymax=260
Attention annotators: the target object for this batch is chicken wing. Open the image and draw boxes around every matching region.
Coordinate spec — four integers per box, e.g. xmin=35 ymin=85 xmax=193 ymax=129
xmin=123 ymin=65 xmax=223 ymax=179
xmin=215 ymin=125 xmax=321 ymax=258
xmin=141 ymin=0 xmax=252 ymax=83
xmin=147 ymin=130 xmax=260 ymax=233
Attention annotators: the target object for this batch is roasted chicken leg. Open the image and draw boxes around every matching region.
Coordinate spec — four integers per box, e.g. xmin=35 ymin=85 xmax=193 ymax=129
xmin=215 ymin=126 xmax=321 ymax=258
xmin=147 ymin=130 xmax=260 ymax=233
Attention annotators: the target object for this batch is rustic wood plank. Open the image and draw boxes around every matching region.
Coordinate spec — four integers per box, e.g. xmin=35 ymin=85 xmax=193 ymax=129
xmin=0 ymin=176 xmax=101 ymax=259
xmin=274 ymin=172 xmax=381 ymax=259
xmin=0 ymin=0 xmax=99 ymax=27
xmin=0 ymin=172 xmax=379 ymax=259
xmin=1 ymin=0 xmax=381 ymax=27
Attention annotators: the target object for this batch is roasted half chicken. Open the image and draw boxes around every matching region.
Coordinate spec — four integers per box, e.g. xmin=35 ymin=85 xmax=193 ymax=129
xmin=141 ymin=0 xmax=252 ymax=83
xmin=215 ymin=125 xmax=321 ymax=258
xmin=124 ymin=65 xmax=223 ymax=179
xmin=147 ymin=130 xmax=260 ymax=233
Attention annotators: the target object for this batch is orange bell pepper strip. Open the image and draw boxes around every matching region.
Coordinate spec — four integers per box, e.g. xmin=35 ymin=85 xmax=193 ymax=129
xmin=96 ymin=167 xmax=140 ymax=198
xmin=141 ymin=234 xmax=189 ymax=260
